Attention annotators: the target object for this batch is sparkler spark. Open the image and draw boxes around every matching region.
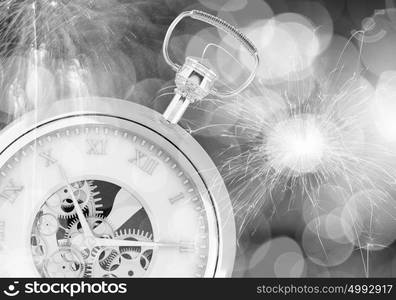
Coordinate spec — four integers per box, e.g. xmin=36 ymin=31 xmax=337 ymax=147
xmin=152 ymin=10 xmax=396 ymax=277
xmin=265 ymin=114 xmax=327 ymax=175
xmin=0 ymin=0 xmax=395 ymax=278
xmin=215 ymin=73 xmax=396 ymax=264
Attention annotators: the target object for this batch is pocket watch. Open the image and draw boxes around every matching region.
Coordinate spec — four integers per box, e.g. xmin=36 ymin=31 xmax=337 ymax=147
xmin=0 ymin=10 xmax=258 ymax=278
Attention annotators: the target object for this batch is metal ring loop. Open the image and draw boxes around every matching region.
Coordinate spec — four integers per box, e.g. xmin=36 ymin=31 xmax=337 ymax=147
xmin=162 ymin=10 xmax=260 ymax=98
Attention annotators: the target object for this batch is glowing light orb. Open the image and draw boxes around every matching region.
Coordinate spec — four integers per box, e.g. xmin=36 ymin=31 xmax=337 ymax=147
xmin=274 ymin=252 xmax=306 ymax=277
xmin=248 ymin=237 xmax=305 ymax=277
xmin=265 ymin=114 xmax=327 ymax=174
xmin=240 ymin=14 xmax=320 ymax=83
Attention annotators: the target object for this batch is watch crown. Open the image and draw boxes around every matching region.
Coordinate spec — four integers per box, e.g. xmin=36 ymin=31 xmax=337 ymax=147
xmin=163 ymin=57 xmax=217 ymax=124
xmin=175 ymin=57 xmax=217 ymax=102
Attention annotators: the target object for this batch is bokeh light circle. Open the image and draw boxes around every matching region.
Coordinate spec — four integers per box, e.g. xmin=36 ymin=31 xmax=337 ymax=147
xmin=341 ymin=189 xmax=396 ymax=251
xmin=303 ymin=214 xmax=354 ymax=267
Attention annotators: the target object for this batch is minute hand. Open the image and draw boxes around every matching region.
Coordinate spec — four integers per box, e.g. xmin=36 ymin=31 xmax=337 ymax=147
xmin=95 ymin=238 xmax=194 ymax=249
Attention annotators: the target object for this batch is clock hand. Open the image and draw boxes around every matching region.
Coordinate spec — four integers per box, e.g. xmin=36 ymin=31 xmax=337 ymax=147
xmin=56 ymin=164 xmax=94 ymax=238
xmin=94 ymin=237 xmax=195 ymax=250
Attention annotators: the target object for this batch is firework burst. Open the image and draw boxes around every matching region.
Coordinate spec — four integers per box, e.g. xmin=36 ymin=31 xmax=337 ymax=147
xmin=0 ymin=0 xmax=146 ymax=120
xmin=0 ymin=0 xmax=130 ymax=58
xmin=214 ymin=72 xmax=396 ymax=237
xmin=150 ymin=7 xmax=396 ymax=276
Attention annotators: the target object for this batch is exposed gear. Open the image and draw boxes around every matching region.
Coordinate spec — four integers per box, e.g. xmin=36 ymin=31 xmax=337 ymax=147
xmin=65 ymin=215 xmax=114 ymax=240
xmin=84 ymin=229 xmax=154 ymax=278
xmin=36 ymin=213 xmax=59 ymax=236
xmin=97 ymin=248 xmax=119 ymax=271
xmin=43 ymin=247 xmax=85 ymax=278
xmin=31 ymin=178 xmax=158 ymax=278
xmin=84 ymin=247 xmax=120 ymax=277
xmin=64 ymin=215 xmax=114 ymax=259
xmin=45 ymin=180 xmax=102 ymax=219
xmin=115 ymin=228 xmax=153 ymax=259
xmin=103 ymin=273 xmax=117 ymax=278
xmin=84 ymin=245 xmax=109 ymax=277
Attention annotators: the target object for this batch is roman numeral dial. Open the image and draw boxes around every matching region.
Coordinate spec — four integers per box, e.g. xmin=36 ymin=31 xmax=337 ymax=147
xmin=0 ymin=122 xmax=214 ymax=278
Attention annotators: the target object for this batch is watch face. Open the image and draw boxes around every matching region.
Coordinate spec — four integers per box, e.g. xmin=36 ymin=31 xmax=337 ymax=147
xmin=0 ymin=115 xmax=220 ymax=277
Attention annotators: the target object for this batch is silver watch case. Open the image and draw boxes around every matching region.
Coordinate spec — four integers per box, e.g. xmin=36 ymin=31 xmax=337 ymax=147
xmin=0 ymin=97 xmax=236 ymax=277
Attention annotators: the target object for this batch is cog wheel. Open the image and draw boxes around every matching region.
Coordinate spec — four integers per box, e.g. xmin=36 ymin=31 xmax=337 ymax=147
xmin=43 ymin=247 xmax=85 ymax=278
xmin=36 ymin=213 xmax=59 ymax=236
xmin=111 ymin=229 xmax=153 ymax=277
xmin=65 ymin=215 xmax=114 ymax=240
xmin=84 ymin=247 xmax=120 ymax=278
xmin=84 ymin=229 xmax=154 ymax=278
xmin=46 ymin=180 xmax=102 ymax=219
xmin=64 ymin=215 xmax=114 ymax=259
xmin=107 ymin=249 xmax=153 ymax=277
xmin=115 ymin=228 xmax=153 ymax=259
xmin=103 ymin=273 xmax=117 ymax=278
xmin=97 ymin=248 xmax=119 ymax=271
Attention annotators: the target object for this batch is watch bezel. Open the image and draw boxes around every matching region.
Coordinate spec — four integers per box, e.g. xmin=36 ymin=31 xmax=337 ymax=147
xmin=0 ymin=97 xmax=236 ymax=277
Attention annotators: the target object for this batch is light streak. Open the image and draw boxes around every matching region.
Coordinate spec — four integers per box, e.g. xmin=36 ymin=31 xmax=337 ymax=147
xmin=0 ymin=0 xmax=138 ymax=119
